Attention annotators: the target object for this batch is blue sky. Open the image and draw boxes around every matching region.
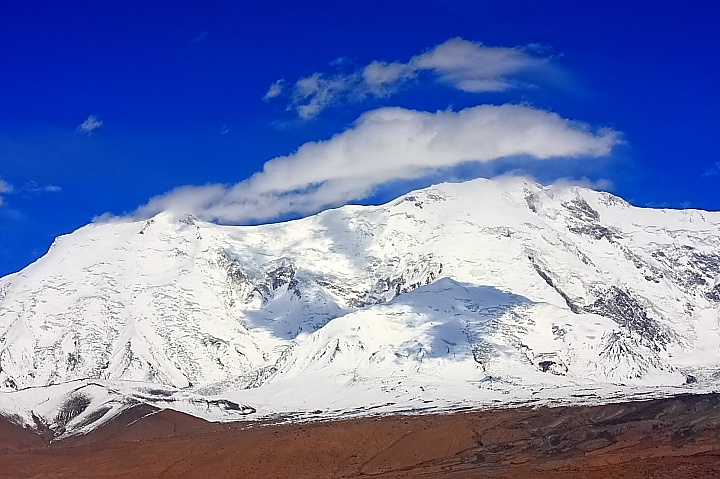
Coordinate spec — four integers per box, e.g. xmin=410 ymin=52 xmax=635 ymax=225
xmin=1 ymin=1 xmax=718 ymax=276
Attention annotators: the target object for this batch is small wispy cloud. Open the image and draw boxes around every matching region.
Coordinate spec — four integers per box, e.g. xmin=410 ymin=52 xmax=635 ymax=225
xmin=702 ymin=161 xmax=719 ymax=177
xmin=265 ymin=38 xmax=557 ymax=119
xmin=0 ymin=177 xmax=60 ymax=208
xmin=0 ymin=177 xmax=12 ymax=206
xmin=129 ymin=104 xmax=619 ymax=223
xmin=550 ymin=177 xmax=614 ymax=191
xmin=191 ymin=31 xmax=209 ymax=44
xmin=21 ymin=181 xmax=61 ymax=194
xmin=0 ymin=178 xmax=11 ymax=194
xmin=263 ymin=79 xmax=285 ymax=101
xmin=77 ymin=115 xmax=103 ymax=135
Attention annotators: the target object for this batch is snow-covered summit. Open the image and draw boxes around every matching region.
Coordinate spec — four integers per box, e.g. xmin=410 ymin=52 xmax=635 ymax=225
xmin=1 ymin=177 xmax=719 ymax=437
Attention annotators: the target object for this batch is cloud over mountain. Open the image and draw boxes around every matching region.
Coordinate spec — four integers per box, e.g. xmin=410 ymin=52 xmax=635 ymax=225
xmin=131 ymin=104 xmax=618 ymax=223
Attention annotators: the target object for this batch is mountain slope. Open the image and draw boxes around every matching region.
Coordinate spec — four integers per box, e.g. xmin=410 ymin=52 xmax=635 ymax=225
xmin=1 ymin=177 xmax=719 ymax=437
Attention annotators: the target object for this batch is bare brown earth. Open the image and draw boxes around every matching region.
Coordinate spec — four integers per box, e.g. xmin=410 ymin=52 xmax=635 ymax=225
xmin=1 ymin=393 xmax=719 ymax=479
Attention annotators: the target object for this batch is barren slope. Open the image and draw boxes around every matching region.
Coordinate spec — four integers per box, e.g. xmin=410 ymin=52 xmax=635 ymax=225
xmin=1 ymin=393 xmax=718 ymax=479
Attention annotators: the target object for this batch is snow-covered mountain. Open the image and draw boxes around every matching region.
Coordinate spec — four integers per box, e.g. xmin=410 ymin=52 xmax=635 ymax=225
xmin=1 ymin=177 xmax=719 ymax=438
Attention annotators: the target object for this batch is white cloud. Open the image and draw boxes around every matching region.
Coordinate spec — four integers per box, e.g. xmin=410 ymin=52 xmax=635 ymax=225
xmin=362 ymin=61 xmax=412 ymax=92
xmin=0 ymin=178 xmax=11 ymax=194
xmin=21 ymin=181 xmax=61 ymax=194
xmin=290 ymin=72 xmax=364 ymax=119
xmin=266 ymin=38 xmax=556 ymax=119
xmin=0 ymin=178 xmax=61 ymax=206
xmin=77 ymin=115 xmax=103 ymax=135
xmin=0 ymin=177 xmax=11 ymax=206
xmin=702 ymin=162 xmax=719 ymax=177
xmin=132 ymin=104 xmax=618 ymax=223
xmin=263 ymin=79 xmax=285 ymax=101
xmin=410 ymin=38 xmax=550 ymax=92
xmin=550 ymin=177 xmax=614 ymax=191
xmin=191 ymin=31 xmax=208 ymax=44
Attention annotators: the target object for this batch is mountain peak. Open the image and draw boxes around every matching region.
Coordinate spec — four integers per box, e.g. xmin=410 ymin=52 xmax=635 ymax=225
xmin=1 ymin=177 xmax=719 ymax=438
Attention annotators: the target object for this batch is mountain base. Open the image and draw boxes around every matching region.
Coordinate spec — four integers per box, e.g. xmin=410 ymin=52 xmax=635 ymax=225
xmin=1 ymin=393 xmax=719 ymax=479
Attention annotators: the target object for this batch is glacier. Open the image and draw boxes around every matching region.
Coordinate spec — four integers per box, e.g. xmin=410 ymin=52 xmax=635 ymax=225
xmin=0 ymin=176 xmax=719 ymax=438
